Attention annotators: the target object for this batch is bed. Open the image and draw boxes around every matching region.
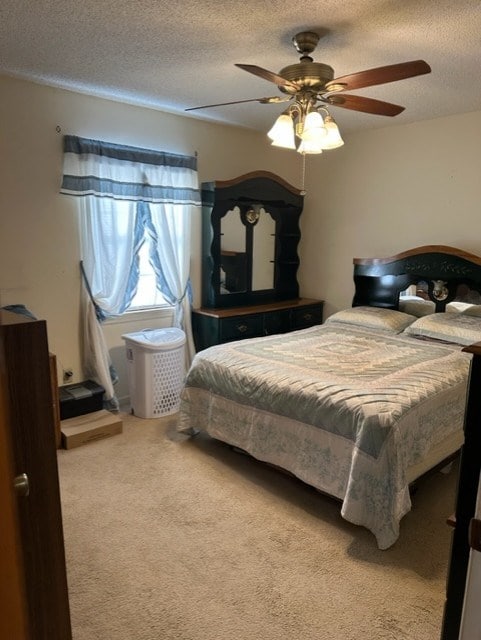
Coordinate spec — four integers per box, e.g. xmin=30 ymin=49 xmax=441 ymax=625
xmin=178 ymin=246 xmax=481 ymax=549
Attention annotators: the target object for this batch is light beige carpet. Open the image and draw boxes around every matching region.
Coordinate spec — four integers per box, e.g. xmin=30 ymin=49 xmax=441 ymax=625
xmin=57 ymin=411 xmax=456 ymax=640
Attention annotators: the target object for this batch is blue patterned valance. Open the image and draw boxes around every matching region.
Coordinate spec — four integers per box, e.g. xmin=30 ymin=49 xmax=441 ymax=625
xmin=60 ymin=135 xmax=201 ymax=205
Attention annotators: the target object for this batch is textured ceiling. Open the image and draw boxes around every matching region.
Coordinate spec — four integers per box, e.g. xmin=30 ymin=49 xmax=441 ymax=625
xmin=1 ymin=0 xmax=481 ymax=135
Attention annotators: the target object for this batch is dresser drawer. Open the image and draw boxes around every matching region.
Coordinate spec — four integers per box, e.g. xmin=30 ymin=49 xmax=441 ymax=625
xmin=291 ymin=303 xmax=323 ymax=329
xmin=192 ymin=299 xmax=324 ymax=351
xmin=220 ymin=314 xmax=263 ymax=341
xmin=264 ymin=309 xmax=291 ymax=335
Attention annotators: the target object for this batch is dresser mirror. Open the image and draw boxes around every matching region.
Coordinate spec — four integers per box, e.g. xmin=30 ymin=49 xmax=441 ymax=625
xmin=220 ymin=205 xmax=276 ymax=294
xmin=252 ymin=207 xmax=276 ymax=290
xmin=201 ymin=171 xmax=304 ymax=308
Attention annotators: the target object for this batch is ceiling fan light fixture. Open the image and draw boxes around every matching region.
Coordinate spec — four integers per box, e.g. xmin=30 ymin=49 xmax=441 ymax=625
xmin=319 ymin=113 xmax=344 ymax=150
xmin=297 ymin=138 xmax=324 ymax=155
xmin=300 ymin=110 xmax=327 ymax=143
xmin=267 ymin=113 xmax=296 ymax=149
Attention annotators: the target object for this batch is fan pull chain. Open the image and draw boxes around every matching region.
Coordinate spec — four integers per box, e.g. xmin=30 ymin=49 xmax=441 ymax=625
xmin=300 ymin=153 xmax=307 ymax=196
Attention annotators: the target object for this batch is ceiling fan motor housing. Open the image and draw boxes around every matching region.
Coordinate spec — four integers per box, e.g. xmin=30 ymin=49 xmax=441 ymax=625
xmin=279 ymin=62 xmax=335 ymax=94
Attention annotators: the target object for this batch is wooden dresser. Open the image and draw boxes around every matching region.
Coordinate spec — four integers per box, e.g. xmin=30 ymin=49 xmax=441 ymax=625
xmin=192 ymin=297 xmax=323 ymax=351
xmin=194 ymin=171 xmax=322 ymax=352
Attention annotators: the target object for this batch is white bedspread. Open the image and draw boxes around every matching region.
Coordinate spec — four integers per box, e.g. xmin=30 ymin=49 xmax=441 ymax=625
xmin=178 ymin=323 xmax=471 ymax=548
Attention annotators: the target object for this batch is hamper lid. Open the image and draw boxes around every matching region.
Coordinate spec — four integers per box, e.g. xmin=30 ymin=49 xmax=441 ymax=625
xmin=121 ymin=327 xmax=186 ymax=350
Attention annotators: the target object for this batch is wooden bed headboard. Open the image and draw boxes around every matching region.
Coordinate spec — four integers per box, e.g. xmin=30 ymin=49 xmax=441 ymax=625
xmin=353 ymin=245 xmax=481 ymax=312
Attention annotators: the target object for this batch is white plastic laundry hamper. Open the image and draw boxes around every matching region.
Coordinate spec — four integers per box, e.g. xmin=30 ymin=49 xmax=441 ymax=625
xmin=122 ymin=328 xmax=186 ymax=418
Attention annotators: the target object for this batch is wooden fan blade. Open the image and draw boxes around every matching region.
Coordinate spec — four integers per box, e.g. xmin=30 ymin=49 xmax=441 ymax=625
xmin=324 ymin=60 xmax=431 ymax=92
xmin=235 ymin=64 xmax=300 ymax=91
xmin=185 ymin=96 xmax=289 ymax=111
xmin=322 ymin=94 xmax=405 ymax=116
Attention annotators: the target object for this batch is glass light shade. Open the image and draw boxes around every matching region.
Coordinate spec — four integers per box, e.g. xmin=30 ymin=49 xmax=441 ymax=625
xmin=297 ymin=139 xmax=324 ymax=155
xmin=320 ymin=117 xmax=344 ymax=149
xmin=300 ymin=111 xmax=327 ymax=142
xmin=267 ymin=114 xmax=296 ymax=149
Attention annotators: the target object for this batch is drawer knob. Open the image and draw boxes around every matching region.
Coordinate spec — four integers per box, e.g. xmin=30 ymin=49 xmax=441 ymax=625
xmin=237 ymin=323 xmax=248 ymax=333
xmin=303 ymin=313 xmax=313 ymax=321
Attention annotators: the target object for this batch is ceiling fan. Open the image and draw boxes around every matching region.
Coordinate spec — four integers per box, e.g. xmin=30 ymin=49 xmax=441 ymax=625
xmin=186 ymin=31 xmax=431 ymax=153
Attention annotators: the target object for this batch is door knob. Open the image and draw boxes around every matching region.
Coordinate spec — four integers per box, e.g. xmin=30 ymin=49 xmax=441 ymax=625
xmin=14 ymin=473 xmax=30 ymax=497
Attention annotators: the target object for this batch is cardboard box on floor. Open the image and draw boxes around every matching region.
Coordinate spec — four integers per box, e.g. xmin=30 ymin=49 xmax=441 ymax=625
xmin=61 ymin=409 xmax=122 ymax=449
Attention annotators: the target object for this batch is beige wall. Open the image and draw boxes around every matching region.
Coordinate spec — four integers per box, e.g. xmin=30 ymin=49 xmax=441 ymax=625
xmin=0 ymin=75 xmax=299 ymax=389
xmin=298 ymin=110 xmax=481 ymax=317
xmin=2 ymin=73 xmax=481 ymax=395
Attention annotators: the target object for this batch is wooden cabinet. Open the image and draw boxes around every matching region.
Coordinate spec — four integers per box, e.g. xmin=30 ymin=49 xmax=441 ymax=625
xmin=0 ymin=310 xmax=72 ymax=639
xmin=192 ymin=298 xmax=323 ymax=351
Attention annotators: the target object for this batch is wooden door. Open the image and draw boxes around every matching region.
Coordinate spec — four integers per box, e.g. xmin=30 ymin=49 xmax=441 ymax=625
xmin=0 ymin=310 xmax=71 ymax=639
xmin=0 ymin=340 xmax=29 ymax=639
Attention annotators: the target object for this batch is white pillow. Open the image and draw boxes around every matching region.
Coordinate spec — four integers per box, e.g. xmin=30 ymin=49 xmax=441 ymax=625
xmin=447 ymin=301 xmax=476 ymax=313
xmin=404 ymin=312 xmax=481 ymax=345
xmin=461 ymin=304 xmax=481 ymax=317
xmin=398 ymin=296 xmax=435 ymax=317
xmin=325 ymin=306 xmax=416 ymax=333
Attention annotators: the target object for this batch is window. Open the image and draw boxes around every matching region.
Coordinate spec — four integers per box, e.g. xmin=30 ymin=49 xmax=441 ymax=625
xmin=128 ymin=240 xmax=168 ymax=311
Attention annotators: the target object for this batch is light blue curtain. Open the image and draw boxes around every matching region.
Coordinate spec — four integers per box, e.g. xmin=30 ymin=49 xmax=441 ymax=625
xmin=61 ymin=135 xmax=201 ymax=409
xmin=79 ymin=197 xmax=143 ymax=317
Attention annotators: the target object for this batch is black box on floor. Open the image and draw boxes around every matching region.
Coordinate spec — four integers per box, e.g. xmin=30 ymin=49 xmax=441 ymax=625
xmin=59 ymin=380 xmax=105 ymax=420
